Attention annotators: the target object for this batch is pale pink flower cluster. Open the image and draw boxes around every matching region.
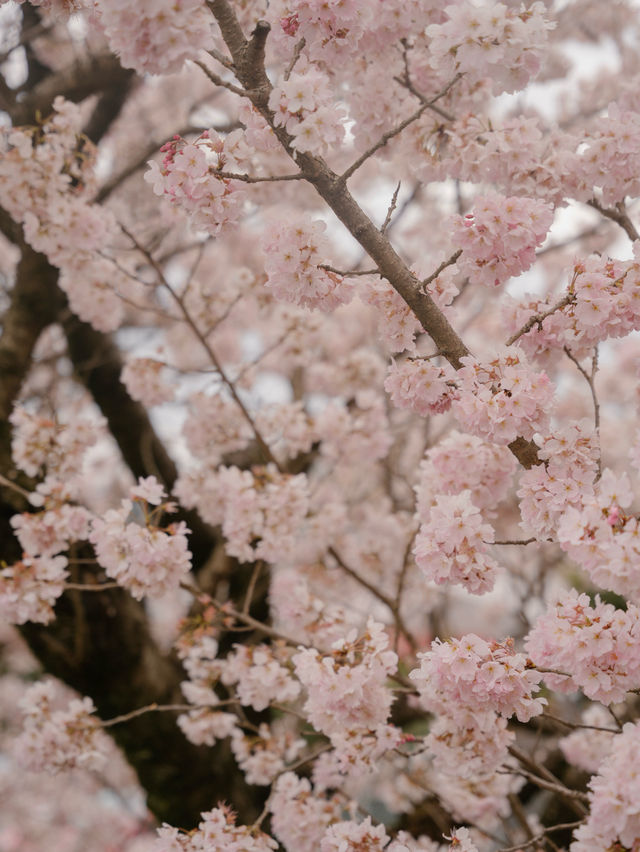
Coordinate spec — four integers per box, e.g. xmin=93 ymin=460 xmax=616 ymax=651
xmin=15 ymin=681 xmax=109 ymax=774
xmin=89 ymin=477 xmax=192 ymax=599
xmin=11 ymin=503 xmax=92 ymax=558
xmin=145 ymin=130 xmax=247 ymax=236
xmin=427 ymin=712 xmax=514 ymax=781
xmin=177 ymin=706 xmax=237 ymax=747
xmin=269 ymin=568 xmax=352 ymax=649
xmin=578 ymin=102 xmax=640 ymax=204
xmin=570 ymin=722 xmax=640 ymax=852
xmin=0 ymin=555 xmax=68 ymax=625
xmin=292 ymin=619 xmax=398 ymax=740
xmin=275 ymin=0 xmax=373 ymax=61
xmin=555 ymin=469 xmax=640 ymax=602
xmin=269 ymin=63 xmax=346 ymax=154
xmin=155 ymin=805 xmax=277 ymax=852
xmin=254 ymin=402 xmax=316 ymax=461
xmin=526 ymin=589 xmax=640 ymax=704
xmin=269 ymin=772 xmax=344 ymax=852
xmin=1 ymin=0 xmax=90 ymax=17
xmin=174 ymin=634 xmax=238 ymax=744
xmin=230 ymin=722 xmax=304 ymax=786
xmin=360 ymin=277 xmax=423 ymax=353
xmin=261 ymin=214 xmax=354 ymax=311
xmin=182 ymin=393 xmax=251 ymax=461
xmin=453 ymin=346 xmax=554 ymax=444
xmin=425 ymin=2 xmax=552 ymax=94
xmin=1 ymin=100 xmax=127 ymax=332
xmin=413 ymin=491 xmax=500 ymax=595
xmin=451 ymin=194 xmax=553 ymax=288
xmin=121 ymin=359 xmax=174 ymax=407
xmin=503 ymin=254 xmax=640 ymax=362
xmin=324 ymin=724 xmax=403 ymax=782
xmin=221 ymin=643 xmax=301 ymax=712
xmin=321 ymin=817 xmax=446 ymax=852
xmin=94 ymin=0 xmax=213 ymax=75
xmin=315 ymin=392 xmax=392 ymax=463
xmin=518 ymin=420 xmax=599 ymax=538
xmin=559 ymin=706 xmax=616 ymax=774
xmin=447 ymin=828 xmax=479 ymax=852
xmin=177 ymin=465 xmax=310 ymax=563
xmin=320 ymin=817 xmax=390 ymax=852
xmin=10 ymin=406 xmax=102 ymax=495
xmin=416 ymin=432 xmax=516 ymax=515
xmin=410 ymin=634 xmax=545 ymax=725
xmin=384 ymin=358 xmax=458 ymax=417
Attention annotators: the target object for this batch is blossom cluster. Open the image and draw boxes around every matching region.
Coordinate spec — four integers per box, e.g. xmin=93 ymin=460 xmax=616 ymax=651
xmin=384 ymin=358 xmax=458 ymax=417
xmin=503 ymin=253 xmax=640 ymax=362
xmin=517 ymin=420 xmax=599 ymax=539
xmin=121 ymin=358 xmax=174 ymax=407
xmin=15 ymin=681 xmax=109 ymax=774
xmin=292 ymin=619 xmax=398 ymax=741
xmin=577 ymin=102 xmax=640 ymax=205
xmin=268 ymin=772 xmax=345 ymax=852
xmin=261 ymin=213 xmax=354 ymax=311
xmin=415 ymin=431 xmax=516 ymax=515
xmin=175 ymin=465 xmax=310 ymax=563
xmin=94 ymin=0 xmax=214 ymax=75
xmin=154 ymin=805 xmax=278 ymax=852
xmin=360 ymin=277 xmax=423 ymax=353
xmin=269 ymin=63 xmax=346 ymax=154
xmin=425 ymin=2 xmax=553 ymax=94
xmin=526 ymin=590 xmax=640 ymax=704
xmin=89 ymin=477 xmax=192 ymax=599
xmin=555 ymin=469 xmax=640 ymax=603
xmin=0 ymin=554 xmax=69 ymax=625
xmin=413 ymin=491 xmax=500 ymax=594
xmin=145 ymin=130 xmax=248 ymax=235
xmin=451 ymin=194 xmax=554 ymax=288
xmin=0 ymin=99 xmax=128 ymax=331
xmin=453 ymin=346 xmax=554 ymax=444
xmin=410 ymin=634 xmax=545 ymax=725
xmin=9 ymin=405 xmax=103 ymax=497
xmin=571 ymin=722 xmax=640 ymax=852
xmin=182 ymin=393 xmax=252 ymax=461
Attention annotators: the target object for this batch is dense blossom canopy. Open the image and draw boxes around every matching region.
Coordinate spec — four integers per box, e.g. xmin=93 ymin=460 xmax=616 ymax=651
xmin=3 ymin=1 xmax=640 ymax=851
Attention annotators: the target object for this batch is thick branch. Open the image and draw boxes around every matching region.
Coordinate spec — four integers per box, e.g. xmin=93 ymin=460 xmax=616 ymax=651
xmin=205 ymin=0 xmax=540 ymax=469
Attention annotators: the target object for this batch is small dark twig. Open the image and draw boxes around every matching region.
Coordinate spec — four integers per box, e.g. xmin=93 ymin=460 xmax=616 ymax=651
xmin=588 ymin=198 xmax=640 ymax=242
xmin=506 ymin=292 xmax=575 ymax=347
xmin=381 ymin=182 xmax=402 ymax=234
xmin=420 ymin=249 xmax=462 ymax=292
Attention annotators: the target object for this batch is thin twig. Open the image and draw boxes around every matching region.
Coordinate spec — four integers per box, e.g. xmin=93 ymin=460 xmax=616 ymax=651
xmin=506 ymin=293 xmax=575 ymax=347
xmin=340 ymin=73 xmax=463 ymax=182
xmin=64 ymin=582 xmax=121 ymax=592
xmin=101 ymin=702 xmax=193 ymax=727
xmin=216 ymin=170 xmax=305 ymax=183
xmin=328 ymin=545 xmax=418 ymax=651
xmin=587 ymin=198 xmax=640 ymax=242
xmin=539 ymin=710 xmax=618 ymax=734
xmin=284 ymin=37 xmax=306 ymax=81
xmin=381 ymin=182 xmax=401 ymax=234
xmin=498 ymin=821 xmax=584 ymax=852
xmin=242 ymin=561 xmax=263 ymax=614
xmin=318 ymin=264 xmax=379 ymax=277
xmin=420 ymin=249 xmax=462 ymax=292
xmin=120 ymin=224 xmax=278 ymax=467
xmin=193 ymin=59 xmax=247 ymax=97
xmin=563 ymin=345 xmax=601 ymax=478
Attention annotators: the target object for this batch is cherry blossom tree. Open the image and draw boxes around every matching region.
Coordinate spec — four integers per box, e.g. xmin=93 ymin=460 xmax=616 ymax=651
xmin=2 ymin=1 xmax=640 ymax=850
